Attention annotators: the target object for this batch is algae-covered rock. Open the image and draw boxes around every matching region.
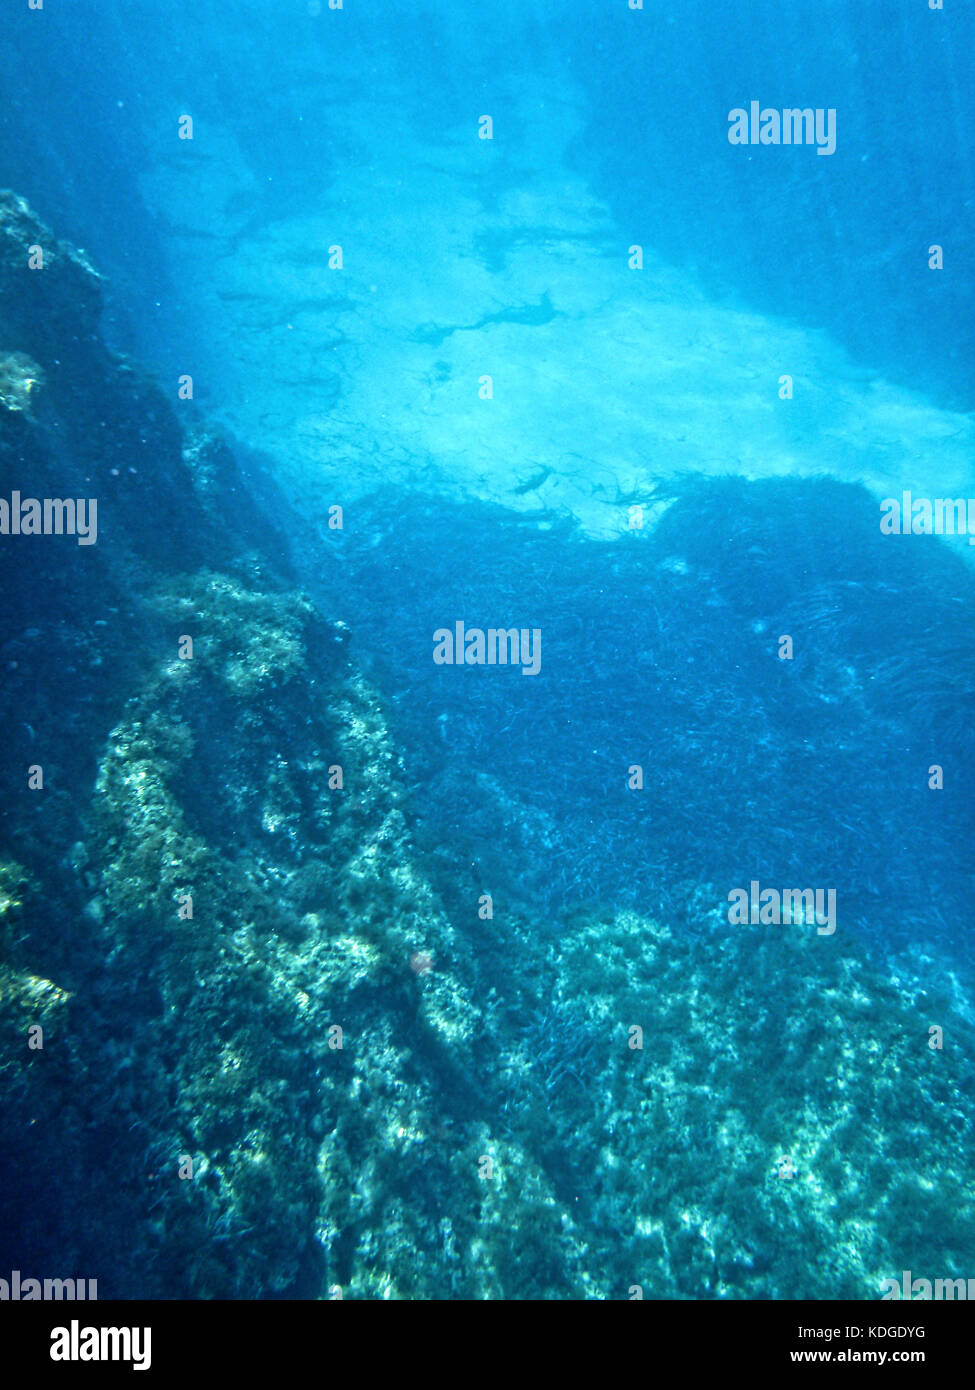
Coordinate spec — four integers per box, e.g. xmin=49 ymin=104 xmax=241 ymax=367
xmin=0 ymin=350 xmax=42 ymax=414
xmin=0 ymin=859 xmax=29 ymax=922
xmin=150 ymin=571 xmax=316 ymax=697
xmin=0 ymin=189 xmax=103 ymax=353
xmin=498 ymin=904 xmax=975 ymax=1299
xmin=41 ymin=561 xmax=486 ymax=1296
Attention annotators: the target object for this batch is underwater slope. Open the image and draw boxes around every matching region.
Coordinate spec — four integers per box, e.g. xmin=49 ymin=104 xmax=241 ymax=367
xmin=330 ymin=481 xmax=975 ymax=960
xmin=129 ymin=18 xmax=975 ymax=551
xmin=2 ymin=197 xmax=974 ymax=1299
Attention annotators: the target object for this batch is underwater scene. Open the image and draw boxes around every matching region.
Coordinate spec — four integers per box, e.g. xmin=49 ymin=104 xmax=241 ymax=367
xmin=0 ymin=0 xmax=974 ymax=1308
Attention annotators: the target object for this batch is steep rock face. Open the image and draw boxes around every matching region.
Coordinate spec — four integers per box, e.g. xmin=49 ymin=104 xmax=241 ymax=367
xmin=0 ymin=190 xmax=103 ymax=348
xmin=0 ymin=195 xmax=595 ymax=1300
xmin=0 ymin=195 xmax=506 ymax=1297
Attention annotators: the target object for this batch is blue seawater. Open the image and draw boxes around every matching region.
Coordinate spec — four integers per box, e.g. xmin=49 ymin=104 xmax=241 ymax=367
xmin=0 ymin=0 xmax=972 ymax=1304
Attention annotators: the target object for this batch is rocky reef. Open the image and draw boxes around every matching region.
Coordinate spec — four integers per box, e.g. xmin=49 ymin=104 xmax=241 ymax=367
xmin=1 ymin=194 xmax=973 ymax=1299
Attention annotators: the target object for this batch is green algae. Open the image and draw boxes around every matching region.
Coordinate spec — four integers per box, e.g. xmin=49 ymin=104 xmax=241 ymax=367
xmin=150 ymin=570 xmax=315 ymax=697
xmin=0 ymin=350 xmax=42 ymax=415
